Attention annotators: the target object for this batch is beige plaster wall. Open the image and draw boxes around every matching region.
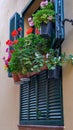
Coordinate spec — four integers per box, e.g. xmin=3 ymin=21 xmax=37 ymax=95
xmin=0 ymin=0 xmax=29 ymax=130
xmin=0 ymin=0 xmax=73 ymax=130
xmin=62 ymin=0 xmax=73 ymax=130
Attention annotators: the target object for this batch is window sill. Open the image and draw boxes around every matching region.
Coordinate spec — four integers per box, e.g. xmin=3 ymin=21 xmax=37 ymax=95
xmin=18 ymin=124 xmax=64 ymax=130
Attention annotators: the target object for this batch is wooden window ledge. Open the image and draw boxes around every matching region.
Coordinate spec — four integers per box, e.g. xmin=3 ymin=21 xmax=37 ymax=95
xmin=18 ymin=125 xmax=64 ymax=130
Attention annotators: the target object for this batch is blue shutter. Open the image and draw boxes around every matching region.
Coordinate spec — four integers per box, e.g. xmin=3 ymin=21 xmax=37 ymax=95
xmin=52 ymin=0 xmax=65 ymax=49
xmin=8 ymin=12 xmax=24 ymax=77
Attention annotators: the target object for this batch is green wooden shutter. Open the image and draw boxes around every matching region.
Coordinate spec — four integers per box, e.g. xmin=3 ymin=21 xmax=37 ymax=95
xmin=29 ymin=76 xmax=37 ymax=120
xmin=48 ymin=79 xmax=63 ymax=125
xmin=10 ymin=12 xmax=20 ymax=41
xmin=20 ymin=81 xmax=29 ymax=120
xmin=20 ymin=70 xmax=63 ymax=126
xmin=37 ymin=71 xmax=47 ymax=120
xmin=52 ymin=0 xmax=65 ymax=49
xmin=8 ymin=12 xmax=24 ymax=77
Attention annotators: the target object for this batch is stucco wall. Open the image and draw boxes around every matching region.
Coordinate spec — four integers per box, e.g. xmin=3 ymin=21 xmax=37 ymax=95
xmin=0 ymin=0 xmax=73 ymax=130
xmin=0 ymin=0 xmax=29 ymax=130
xmin=62 ymin=0 xmax=73 ymax=130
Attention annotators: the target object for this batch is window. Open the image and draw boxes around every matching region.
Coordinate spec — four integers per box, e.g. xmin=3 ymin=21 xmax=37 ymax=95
xmin=19 ymin=0 xmax=64 ymax=126
xmin=22 ymin=0 xmax=64 ymax=47
xmin=23 ymin=0 xmax=43 ymax=36
xmin=20 ymin=70 xmax=64 ymax=126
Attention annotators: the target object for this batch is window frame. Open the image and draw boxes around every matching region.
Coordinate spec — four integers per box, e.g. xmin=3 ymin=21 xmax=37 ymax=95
xmin=19 ymin=0 xmax=64 ymax=126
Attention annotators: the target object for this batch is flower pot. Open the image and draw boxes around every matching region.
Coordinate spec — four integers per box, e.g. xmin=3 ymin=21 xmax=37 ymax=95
xmin=40 ymin=65 xmax=48 ymax=71
xmin=48 ymin=66 xmax=62 ymax=79
xmin=12 ymin=73 xmax=20 ymax=83
xmin=40 ymin=21 xmax=54 ymax=39
xmin=18 ymin=73 xmax=27 ymax=79
xmin=18 ymin=72 xmax=31 ymax=81
xmin=18 ymin=73 xmax=30 ymax=82
xmin=30 ymin=71 xmax=39 ymax=77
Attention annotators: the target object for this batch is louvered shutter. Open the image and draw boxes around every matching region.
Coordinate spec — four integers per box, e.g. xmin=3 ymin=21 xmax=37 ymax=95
xmin=20 ymin=81 xmax=29 ymax=121
xmin=9 ymin=12 xmax=24 ymax=40
xmin=52 ymin=0 xmax=65 ymax=49
xmin=20 ymin=70 xmax=63 ymax=126
xmin=48 ymin=79 xmax=63 ymax=125
xmin=37 ymin=71 xmax=47 ymax=120
xmin=8 ymin=12 xmax=24 ymax=77
xmin=29 ymin=76 xmax=37 ymax=120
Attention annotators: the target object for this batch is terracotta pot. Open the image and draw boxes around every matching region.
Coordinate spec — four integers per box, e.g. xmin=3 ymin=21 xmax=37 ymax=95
xmin=26 ymin=72 xmax=31 ymax=77
xmin=40 ymin=65 xmax=48 ymax=71
xmin=18 ymin=73 xmax=31 ymax=82
xmin=18 ymin=73 xmax=27 ymax=79
xmin=30 ymin=71 xmax=39 ymax=77
xmin=12 ymin=73 xmax=20 ymax=83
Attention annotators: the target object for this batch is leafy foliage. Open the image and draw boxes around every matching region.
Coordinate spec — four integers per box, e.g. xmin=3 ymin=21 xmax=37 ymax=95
xmin=32 ymin=2 xmax=55 ymax=28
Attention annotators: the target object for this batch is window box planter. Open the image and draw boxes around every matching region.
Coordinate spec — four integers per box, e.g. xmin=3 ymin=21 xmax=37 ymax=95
xmin=18 ymin=73 xmax=30 ymax=82
xmin=48 ymin=65 xmax=62 ymax=79
xmin=12 ymin=73 xmax=20 ymax=83
xmin=40 ymin=21 xmax=55 ymax=39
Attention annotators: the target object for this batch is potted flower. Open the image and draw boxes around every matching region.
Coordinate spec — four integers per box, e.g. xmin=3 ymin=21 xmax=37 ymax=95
xmin=32 ymin=0 xmax=55 ymax=38
xmin=3 ymin=28 xmax=73 ymax=81
xmin=31 ymin=49 xmax=68 ymax=79
xmin=3 ymin=48 xmax=20 ymax=83
xmin=8 ymin=33 xmax=49 ymax=79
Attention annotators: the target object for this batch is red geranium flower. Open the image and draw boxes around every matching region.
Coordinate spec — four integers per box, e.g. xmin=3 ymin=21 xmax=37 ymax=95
xmin=10 ymin=50 xmax=15 ymax=53
xmin=26 ymin=28 xmax=33 ymax=35
xmin=13 ymin=40 xmax=18 ymax=44
xmin=18 ymin=27 xmax=22 ymax=32
xmin=6 ymin=54 xmax=11 ymax=62
xmin=35 ymin=28 xmax=40 ymax=35
xmin=11 ymin=30 xmax=18 ymax=37
xmin=6 ymin=40 xmax=13 ymax=46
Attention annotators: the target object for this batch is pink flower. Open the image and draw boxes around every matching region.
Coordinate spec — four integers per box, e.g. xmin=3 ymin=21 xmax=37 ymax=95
xmin=5 ymin=60 xmax=9 ymax=68
xmin=29 ymin=21 xmax=34 ymax=27
xmin=40 ymin=0 xmax=48 ymax=8
xmin=28 ymin=17 xmax=32 ymax=22
xmin=6 ymin=48 xmax=9 ymax=52
xmin=28 ymin=17 xmax=34 ymax=27
xmin=3 ymin=56 xmax=5 ymax=61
